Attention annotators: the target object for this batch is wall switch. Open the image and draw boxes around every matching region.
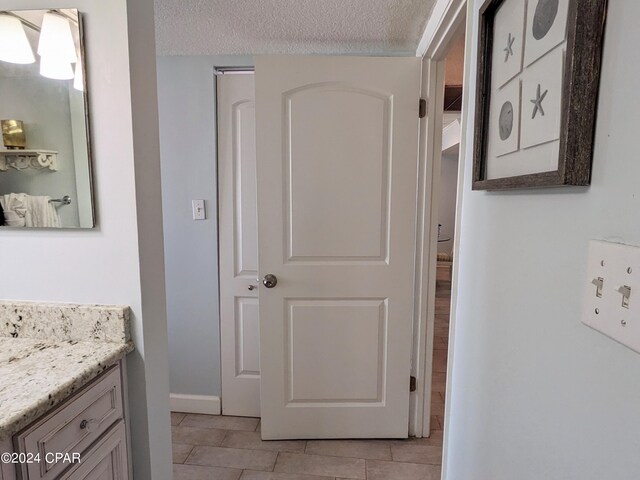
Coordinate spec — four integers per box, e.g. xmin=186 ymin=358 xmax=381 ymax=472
xmin=192 ymin=199 xmax=206 ymax=220
xmin=583 ymin=240 xmax=640 ymax=354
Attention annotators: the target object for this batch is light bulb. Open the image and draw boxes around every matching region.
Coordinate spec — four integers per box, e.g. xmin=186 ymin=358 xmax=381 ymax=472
xmin=40 ymin=56 xmax=74 ymax=80
xmin=37 ymin=12 xmax=77 ymax=64
xmin=0 ymin=14 xmax=36 ymax=64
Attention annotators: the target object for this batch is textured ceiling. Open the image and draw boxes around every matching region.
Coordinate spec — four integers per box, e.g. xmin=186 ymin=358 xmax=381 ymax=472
xmin=154 ymin=0 xmax=436 ymax=56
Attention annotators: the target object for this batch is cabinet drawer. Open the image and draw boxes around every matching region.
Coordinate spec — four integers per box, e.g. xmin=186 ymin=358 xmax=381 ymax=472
xmin=15 ymin=366 xmax=123 ymax=480
xmin=59 ymin=421 xmax=128 ymax=480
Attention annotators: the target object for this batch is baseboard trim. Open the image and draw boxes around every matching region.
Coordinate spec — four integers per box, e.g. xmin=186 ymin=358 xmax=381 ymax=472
xmin=169 ymin=394 xmax=221 ymax=415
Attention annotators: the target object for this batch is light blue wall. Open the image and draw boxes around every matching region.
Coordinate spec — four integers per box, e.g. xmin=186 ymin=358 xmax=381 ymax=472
xmin=156 ymin=55 xmax=253 ymax=397
xmin=446 ymin=1 xmax=640 ymax=479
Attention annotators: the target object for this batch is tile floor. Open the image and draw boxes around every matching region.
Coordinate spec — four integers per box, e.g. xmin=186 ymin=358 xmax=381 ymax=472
xmin=171 ymin=278 xmax=451 ymax=480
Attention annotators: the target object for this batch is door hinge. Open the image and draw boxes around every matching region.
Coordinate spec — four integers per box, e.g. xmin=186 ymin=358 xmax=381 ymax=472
xmin=410 ymin=376 xmax=417 ymax=392
xmin=419 ymin=98 xmax=427 ymax=119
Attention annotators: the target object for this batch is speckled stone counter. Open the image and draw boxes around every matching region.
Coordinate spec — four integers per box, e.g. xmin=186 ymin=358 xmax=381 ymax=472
xmin=0 ymin=302 xmax=130 ymax=343
xmin=0 ymin=301 xmax=134 ymax=441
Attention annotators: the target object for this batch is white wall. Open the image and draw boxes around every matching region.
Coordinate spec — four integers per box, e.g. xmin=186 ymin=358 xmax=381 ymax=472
xmin=437 ymin=152 xmax=457 ymax=254
xmin=446 ymin=1 xmax=640 ymax=479
xmin=0 ymin=1 xmax=171 ymax=479
xmin=156 ymin=55 xmax=253 ymax=397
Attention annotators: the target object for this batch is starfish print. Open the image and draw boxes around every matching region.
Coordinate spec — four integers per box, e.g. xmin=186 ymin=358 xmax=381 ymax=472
xmin=530 ymin=84 xmax=548 ymax=119
xmin=504 ymin=33 xmax=515 ymax=62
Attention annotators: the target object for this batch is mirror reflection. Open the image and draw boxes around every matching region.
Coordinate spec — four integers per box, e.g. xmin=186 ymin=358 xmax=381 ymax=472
xmin=0 ymin=9 xmax=94 ymax=228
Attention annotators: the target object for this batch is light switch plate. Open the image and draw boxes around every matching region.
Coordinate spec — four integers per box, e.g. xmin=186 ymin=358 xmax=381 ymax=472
xmin=192 ymin=199 xmax=206 ymax=220
xmin=583 ymin=240 xmax=640 ymax=353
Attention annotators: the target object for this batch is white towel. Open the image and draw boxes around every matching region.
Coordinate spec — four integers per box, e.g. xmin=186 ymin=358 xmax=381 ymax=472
xmin=0 ymin=193 xmax=61 ymax=228
xmin=1 ymin=193 xmax=28 ymax=227
xmin=25 ymin=195 xmax=61 ymax=228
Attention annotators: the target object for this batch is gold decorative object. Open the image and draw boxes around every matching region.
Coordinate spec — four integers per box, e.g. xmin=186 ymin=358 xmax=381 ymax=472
xmin=1 ymin=120 xmax=27 ymax=150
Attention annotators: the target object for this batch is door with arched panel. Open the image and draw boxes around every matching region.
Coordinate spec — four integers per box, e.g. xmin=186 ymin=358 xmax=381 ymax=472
xmin=255 ymin=56 xmax=421 ymax=439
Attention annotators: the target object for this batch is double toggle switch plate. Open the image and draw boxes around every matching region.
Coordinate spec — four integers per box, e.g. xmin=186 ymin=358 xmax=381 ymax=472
xmin=583 ymin=240 xmax=640 ymax=354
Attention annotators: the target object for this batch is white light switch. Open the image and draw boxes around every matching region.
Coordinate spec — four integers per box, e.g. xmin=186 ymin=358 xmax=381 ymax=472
xmin=583 ymin=240 xmax=640 ymax=354
xmin=192 ymin=199 xmax=206 ymax=220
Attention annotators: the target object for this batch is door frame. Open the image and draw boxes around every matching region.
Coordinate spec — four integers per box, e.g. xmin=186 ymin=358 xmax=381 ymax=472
xmin=211 ymin=16 xmax=473 ymax=439
xmin=409 ymin=0 xmax=468 ymax=441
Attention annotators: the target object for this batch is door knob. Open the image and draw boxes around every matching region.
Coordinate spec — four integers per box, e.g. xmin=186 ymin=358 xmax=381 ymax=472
xmin=80 ymin=419 xmax=98 ymax=432
xmin=262 ymin=274 xmax=278 ymax=288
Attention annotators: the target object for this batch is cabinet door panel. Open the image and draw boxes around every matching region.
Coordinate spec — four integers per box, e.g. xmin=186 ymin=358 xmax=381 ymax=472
xmin=61 ymin=422 xmax=128 ymax=480
xmin=0 ymin=438 xmax=17 ymax=480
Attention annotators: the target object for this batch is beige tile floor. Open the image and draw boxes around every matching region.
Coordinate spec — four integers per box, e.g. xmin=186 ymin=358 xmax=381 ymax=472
xmin=172 ymin=278 xmax=451 ymax=480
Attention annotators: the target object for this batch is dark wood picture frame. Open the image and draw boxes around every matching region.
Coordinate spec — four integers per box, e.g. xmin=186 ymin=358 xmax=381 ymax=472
xmin=473 ymin=0 xmax=608 ymax=190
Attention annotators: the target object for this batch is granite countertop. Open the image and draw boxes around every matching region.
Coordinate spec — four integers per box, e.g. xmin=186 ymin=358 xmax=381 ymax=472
xmin=0 ymin=302 xmax=134 ymax=441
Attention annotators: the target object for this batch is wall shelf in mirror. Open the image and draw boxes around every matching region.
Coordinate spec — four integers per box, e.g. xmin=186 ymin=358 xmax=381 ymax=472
xmin=0 ymin=150 xmax=58 ymax=171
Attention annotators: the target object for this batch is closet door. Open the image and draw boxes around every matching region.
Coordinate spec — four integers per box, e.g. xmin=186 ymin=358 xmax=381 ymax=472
xmin=218 ymin=72 xmax=261 ymax=417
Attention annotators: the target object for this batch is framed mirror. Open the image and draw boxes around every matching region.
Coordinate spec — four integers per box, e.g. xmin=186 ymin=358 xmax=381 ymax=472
xmin=0 ymin=9 xmax=94 ymax=228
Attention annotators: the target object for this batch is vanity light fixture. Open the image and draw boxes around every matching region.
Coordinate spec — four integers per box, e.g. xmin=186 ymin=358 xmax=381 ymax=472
xmin=37 ymin=12 xmax=77 ymax=80
xmin=37 ymin=11 xmax=77 ymax=62
xmin=0 ymin=14 xmax=35 ymax=64
xmin=39 ymin=55 xmax=74 ymax=80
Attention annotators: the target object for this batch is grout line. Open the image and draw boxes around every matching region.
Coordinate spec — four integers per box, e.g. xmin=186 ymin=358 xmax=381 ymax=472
xmin=182 ymin=445 xmax=196 ymax=465
xmin=220 ymin=429 xmax=230 ymax=447
xmin=272 ymin=452 xmax=280 ymax=472
xmin=171 ymin=412 xmax=186 ymax=426
xmin=283 ymin=449 xmax=393 ymax=462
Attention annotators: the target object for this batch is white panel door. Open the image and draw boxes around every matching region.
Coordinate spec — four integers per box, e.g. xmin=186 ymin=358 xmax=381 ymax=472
xmin=218 ymin=73 xmax=261 ymax=417
xmin=255 ymin=55 xmax=421 ymax=439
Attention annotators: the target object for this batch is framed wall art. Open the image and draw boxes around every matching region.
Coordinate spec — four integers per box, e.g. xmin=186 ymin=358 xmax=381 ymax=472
xmin=473 ymin=0 xmax=608 ymax=190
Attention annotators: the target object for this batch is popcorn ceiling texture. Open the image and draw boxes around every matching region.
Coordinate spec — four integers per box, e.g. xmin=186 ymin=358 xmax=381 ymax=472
xmin=154 ymin=0 xmax=436 ymax=55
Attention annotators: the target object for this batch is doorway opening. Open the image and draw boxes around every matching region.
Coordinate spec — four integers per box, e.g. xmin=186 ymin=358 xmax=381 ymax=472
xmin=170 ymin=7 xmax=468 ymax=471
xmin=171 ymin=55 xmax=445 ymax=478
xmin=429 ymin=26 xmax=466 ymax=449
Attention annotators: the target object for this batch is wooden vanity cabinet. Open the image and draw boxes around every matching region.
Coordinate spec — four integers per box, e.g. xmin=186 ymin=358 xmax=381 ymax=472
xmin=59 ymin=422 xmax=127 ymax=480
xmin=1 ymin=362 xmax=129 ymax=480
xmin=0 ymin=442 xmax=17 ymax=480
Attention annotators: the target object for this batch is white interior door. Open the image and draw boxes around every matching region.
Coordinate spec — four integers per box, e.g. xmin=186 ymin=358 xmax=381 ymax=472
xmin=256 ymin=55 xmax=421 ymax=439
xmin=218 ymin=72 xmax=261 ymax=417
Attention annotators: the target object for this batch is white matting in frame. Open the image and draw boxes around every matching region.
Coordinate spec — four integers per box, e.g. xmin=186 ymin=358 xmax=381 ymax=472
xmin=492 ymin=0 xmax=526 ymax=88
xmin=488 ymin=78 xmax=521 ymax=158
xmin=486 ymin=137 xmax=560 ymax=180
xmin=520 ymin=47 xmax=564 ymax=149
xmin=524 ymin=0 xmax=570 ymax=67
